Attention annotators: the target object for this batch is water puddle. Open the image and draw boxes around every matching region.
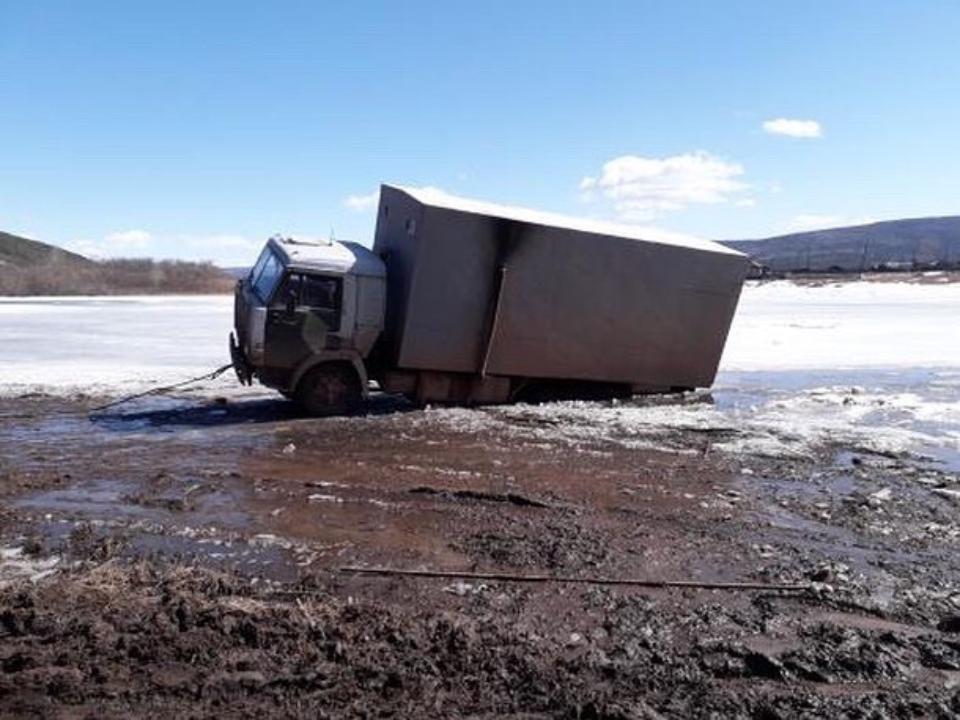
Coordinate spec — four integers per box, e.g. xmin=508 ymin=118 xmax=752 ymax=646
xmin=14 ymin=477 xmax=249 ymax=528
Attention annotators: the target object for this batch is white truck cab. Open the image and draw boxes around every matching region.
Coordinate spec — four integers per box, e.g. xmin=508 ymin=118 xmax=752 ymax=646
xmin=231 ymin=236 xmax=386 ymax=414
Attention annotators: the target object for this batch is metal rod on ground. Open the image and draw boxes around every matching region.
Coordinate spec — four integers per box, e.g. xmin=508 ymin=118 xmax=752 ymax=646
xmin=339 ymin=566 xmax=811 ymax=592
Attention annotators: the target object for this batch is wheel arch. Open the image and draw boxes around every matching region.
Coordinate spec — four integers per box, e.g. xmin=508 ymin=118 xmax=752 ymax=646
xmin=290 ymin=352 xmax=369 ymax=399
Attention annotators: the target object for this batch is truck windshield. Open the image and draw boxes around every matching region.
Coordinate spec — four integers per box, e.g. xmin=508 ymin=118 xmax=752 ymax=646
xmin=251 ymin=249 xmax=283 ymax=302
xmin=248 ymin=247 xmax=270 ymax=284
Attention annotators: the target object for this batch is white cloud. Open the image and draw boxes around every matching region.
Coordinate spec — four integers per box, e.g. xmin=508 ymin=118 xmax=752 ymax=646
xmin=735 ymin=198 xmax=757 ymax=208
xmin=187 ymin=234 xmax=261 ymax=265
xmin=196 ymin=234 xmax=260 ymax=251
xmin=580 ymin=151 xmax=749 ymax=220
xmin=762 ymin=118 xmax=822 ymax=139
xmin=343 ymin=191 xmax=380 ymax=212
xmin=66 ymin=229 xmax=153 ymax=259
xmin=785 ymin=214 xmax=876 ymax=233
xmin=63 ymin=239 xmax=106 ymax=258
xmin=344 ymin=185 xmax=457 ymax=213
xmin=104 ymin=229 xmax=152 ymax=248
xmin=65 ymin=230 xmax=261 ymax=266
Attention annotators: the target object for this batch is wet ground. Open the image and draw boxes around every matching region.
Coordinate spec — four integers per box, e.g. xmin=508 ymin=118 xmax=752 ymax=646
xmin=2 ymin=382 xmax=960 ymax=718
xmin=3 ymin=281 xmax=960 ymax=717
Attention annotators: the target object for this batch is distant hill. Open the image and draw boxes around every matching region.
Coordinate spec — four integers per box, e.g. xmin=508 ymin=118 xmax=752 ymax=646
xmin=0 ymin=231 xmax=235 ymax=295
xmin=725 ymin=216 xmax=960 ymax=273
xmin=0 ymin=230 xmax=93 ymax=270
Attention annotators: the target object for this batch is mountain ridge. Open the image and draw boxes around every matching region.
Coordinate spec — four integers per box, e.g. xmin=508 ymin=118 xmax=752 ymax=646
xmin=724 ymin=216 xmax=960 ymax=272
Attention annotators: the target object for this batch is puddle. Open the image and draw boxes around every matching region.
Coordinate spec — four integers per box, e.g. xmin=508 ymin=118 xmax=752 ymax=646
xmin=90 ymin=396 xmax=299 ymax=434
xmin=4 ymin=474 xmax=309 ymax=576
xmin=14 ymin=477 xmax=250 ymax=529
xmin=14 ymin=517 xmax=302 ymax=582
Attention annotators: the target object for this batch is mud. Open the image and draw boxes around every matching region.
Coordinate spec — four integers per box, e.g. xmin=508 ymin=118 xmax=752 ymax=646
xmin=2 ymin=392 xmax=960 ymax=717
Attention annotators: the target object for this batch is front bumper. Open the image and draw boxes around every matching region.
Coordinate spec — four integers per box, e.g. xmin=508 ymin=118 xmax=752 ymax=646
xmin=229 ymin=332 xmax=254 ymax=386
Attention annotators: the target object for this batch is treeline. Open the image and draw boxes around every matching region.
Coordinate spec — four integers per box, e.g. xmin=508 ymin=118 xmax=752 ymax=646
xmin=0 ymin=258 xmax=236 ymax=295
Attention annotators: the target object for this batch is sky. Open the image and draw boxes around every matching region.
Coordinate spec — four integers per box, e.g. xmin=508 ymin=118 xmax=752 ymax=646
xmin=1 ymin=1 xmax=959 ymax=266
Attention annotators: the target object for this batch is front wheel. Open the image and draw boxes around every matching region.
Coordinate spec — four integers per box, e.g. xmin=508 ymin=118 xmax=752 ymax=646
xmin=295 ymin=364 xmax=361 ymax=416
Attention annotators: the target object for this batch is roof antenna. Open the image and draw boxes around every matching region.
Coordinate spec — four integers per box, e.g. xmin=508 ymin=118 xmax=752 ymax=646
xmin=329 ymin=226 xmax=336 ymax=244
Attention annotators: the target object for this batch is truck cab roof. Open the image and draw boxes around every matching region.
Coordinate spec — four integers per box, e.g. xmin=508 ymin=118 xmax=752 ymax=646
xmin=268 ymin=236 xmax=386 ymax=277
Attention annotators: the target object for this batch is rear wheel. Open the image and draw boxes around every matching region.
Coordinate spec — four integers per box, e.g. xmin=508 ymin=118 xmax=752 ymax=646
xmin=295 ymin=364 xmax=361 ymax=416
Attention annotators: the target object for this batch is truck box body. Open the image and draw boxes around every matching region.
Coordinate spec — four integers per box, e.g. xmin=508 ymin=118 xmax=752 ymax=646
xmin=372 ymin=185 xmax=749 ymax=391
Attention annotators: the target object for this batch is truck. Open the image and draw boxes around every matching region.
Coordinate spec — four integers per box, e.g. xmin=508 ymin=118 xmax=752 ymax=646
xmin=230 ymin=185 xmax=749 ymax=415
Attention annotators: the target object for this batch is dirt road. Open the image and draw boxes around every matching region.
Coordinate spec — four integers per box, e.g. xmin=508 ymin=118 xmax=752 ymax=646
xmin=2 ymin=391 xmax=960 ymax=718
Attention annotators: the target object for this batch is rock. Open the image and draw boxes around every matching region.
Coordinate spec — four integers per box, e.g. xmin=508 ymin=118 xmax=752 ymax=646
xmin=282 ymin=442 xmax=296 ymax=454
xmin=442 ymin=581 xmax=487 ymax=596
xmin=933 ymin=488 xmax=960 ymax=502
xmin=870 ymin=488 xmax=893 ymax=502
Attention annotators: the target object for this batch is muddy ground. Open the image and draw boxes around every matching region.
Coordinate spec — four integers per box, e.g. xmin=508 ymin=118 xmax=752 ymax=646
xmin=2 ymin=391 xmax=960 ymax=718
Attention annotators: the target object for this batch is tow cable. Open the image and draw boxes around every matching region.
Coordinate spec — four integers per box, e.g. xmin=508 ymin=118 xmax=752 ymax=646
xmin=1 ymin=362 xmax=235 ymax=421
xmin=88 ymin=363 xmax=235 ymax=416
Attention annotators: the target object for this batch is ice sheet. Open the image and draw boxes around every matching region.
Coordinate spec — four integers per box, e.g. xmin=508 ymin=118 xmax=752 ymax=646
xmin=0 ymin=295 xmax=239 ymax=396
xmin=3 ymin=281 xmax=957 ymax=395
xmin=721 ymin=281 xmax=960 ymax=371
xmin=1 ymin=282 xmax=958 ymax=467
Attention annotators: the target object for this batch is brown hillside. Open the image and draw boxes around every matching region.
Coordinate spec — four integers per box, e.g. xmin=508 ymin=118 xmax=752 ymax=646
xmin=0 ymin=231 xmax=235 ymax=295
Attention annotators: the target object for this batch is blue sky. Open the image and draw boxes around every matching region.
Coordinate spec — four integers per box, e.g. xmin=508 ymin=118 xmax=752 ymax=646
xmin=2 ymin=1 xmax=958 ymax=265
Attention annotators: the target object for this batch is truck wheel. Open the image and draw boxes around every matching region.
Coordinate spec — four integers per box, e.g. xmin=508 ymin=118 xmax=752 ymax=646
xmin=295 ymin=364 xmax=361 ymax=416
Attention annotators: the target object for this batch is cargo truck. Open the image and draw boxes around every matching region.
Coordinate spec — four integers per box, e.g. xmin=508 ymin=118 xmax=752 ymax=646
xmin=230 ymin=185 xmax=749 ymax=415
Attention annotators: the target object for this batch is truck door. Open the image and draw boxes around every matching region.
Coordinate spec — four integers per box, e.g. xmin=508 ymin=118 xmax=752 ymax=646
xmin=264 ymin=272 xmax=344 ymax=381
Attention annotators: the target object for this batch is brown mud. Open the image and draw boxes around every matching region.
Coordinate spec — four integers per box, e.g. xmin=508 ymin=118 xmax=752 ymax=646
xmin=2 ymin=392 xmax=960 ymax=718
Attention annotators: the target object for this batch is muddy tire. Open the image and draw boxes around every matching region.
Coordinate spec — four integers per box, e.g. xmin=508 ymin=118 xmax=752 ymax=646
xmin=295 ymin=364 xmax=361 ymax=416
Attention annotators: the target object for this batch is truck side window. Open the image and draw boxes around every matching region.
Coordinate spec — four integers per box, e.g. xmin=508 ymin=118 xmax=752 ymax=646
xmin=299 ymin=274 xmax=342 ymax=331
xmin=272 ymin=273 xmax=300 ymax=310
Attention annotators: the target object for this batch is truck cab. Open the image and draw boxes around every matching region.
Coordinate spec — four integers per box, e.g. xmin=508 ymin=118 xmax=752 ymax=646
xmin=231 ymin=236 xmax=386 ymax=414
